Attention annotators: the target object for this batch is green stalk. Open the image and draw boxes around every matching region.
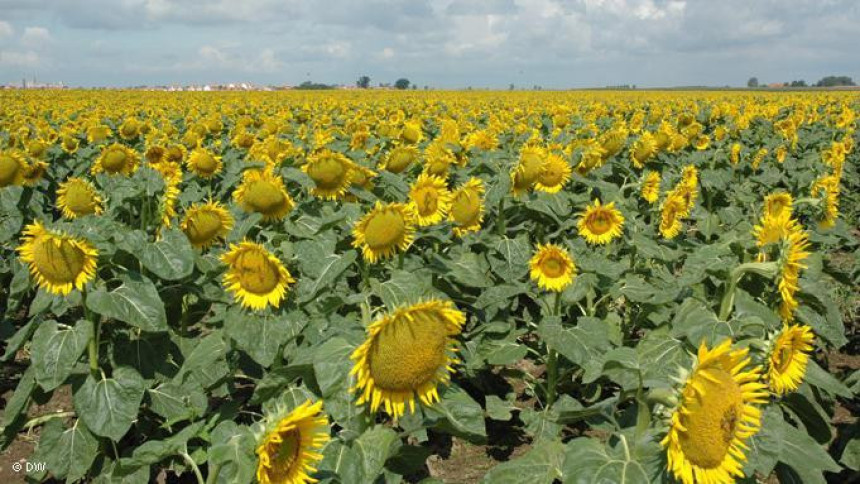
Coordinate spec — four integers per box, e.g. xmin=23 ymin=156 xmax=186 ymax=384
xmin=496 ymin=197 xmax=506 ymax=236
xmin=180 ymin=451 xmax=205 ymax=484
xmin=82 ymin=286 xmax=100 ymax=377
xmin=546 ymin=291 xmax=562 ymax=408
xmin=205 ymin=462 xmax=222 ymax=484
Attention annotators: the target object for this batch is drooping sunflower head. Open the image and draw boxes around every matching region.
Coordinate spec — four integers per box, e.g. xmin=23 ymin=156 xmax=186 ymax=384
xmin=400 ymin=120 xmax=423 ymax=144
xmin=220 ymin=241 xmax=295 ymax=310
xmin=234 ymin=168 xmax=295 ymax=221
xmin=408 ymin=173 xmax=452 ymax=227
xmin=763 ymin=192 xmax=793 ymax=219
xmin=16 ymin=221 xmax=98 ymax=295
xmin=776 ymin=223 xmax=811 ymax=321
xmin=578 ymin=199 xmax=625 ymax=245
xmin=449 ymin=177 xmax=485 ymax=237
xmin=659 ymin=193 xmax=686 ymax=239
xmin=641 ymin=170 xmax=661 ymax=204
xmin=534 ymin=153 xmax=571 ymax=194
xmin=350 ymin=299 xmax=465 ymax=419
xmin=57 ymin=177 xmax=104 ymax=219
xmin=0 ymin=150 xmax=29 ymax=187
xmin=302 ymin=149 xmax=356 ymax=200
xmin=511 ymin=145 xmax=547 ymax=196
xmin=766 ymin=324 xmax=815 ymax=396
xmin=352 ymin=201 xmax=417 ymax=263
xmin=529 ymin=243 xmax=576 ymax=292
xmin=254 ymin=399 xmax=330 ymax=484
xmin=381 ymin=145 xmax=419 ymax=174
xmin=631 ymin=132 xmax=657 ymax=168
xmin=180 ymin=200 xmax=234 ymax=249
xmin=92 ymin=143 xmax=139 ymax=176
xmin=186 ymin=147 xmax=222 ymax=178
xmin=661 ymin=339 xmax=768 ymax=484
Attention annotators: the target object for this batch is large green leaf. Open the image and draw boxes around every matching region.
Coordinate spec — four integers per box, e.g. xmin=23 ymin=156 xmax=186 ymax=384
xmin=424 ymin=384 xmax=487 ymax=442
xmin=30 ymin=319 xmax=92 ymax=391
xmin=481 ymin=439 xmax=565 ymax=484
xmin=86 ymin=273 xmax=167 ymax=332
xmin=38 ymin=418 xmax=100 ymax=482
xmin=209 ymin=421 xmax=256 ymax=484
xmin=73 ymin=366 xmax=146 ymax=441
xmin=354 ymin=425 xmax=402 ymax=483
xmin=777 ymin=418 xmax=842 ymax=484
xmin=561 ymin=435 xmax=661 ymax=484
xmin=224 ymin=307 xmax=301 ymax=367
xmin=137 ymin=228 xmax=195 ymax=280
xmin=537 ymin=316 xmax=610 ymax=383
xmin=297 ymin=250 xmax=357 ymax=303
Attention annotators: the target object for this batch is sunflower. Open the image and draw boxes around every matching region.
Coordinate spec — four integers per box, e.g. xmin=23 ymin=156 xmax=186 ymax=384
xmin=254 ymin=399 xmax=330 ymax=484
xmin=380 ymin=145 xmax=418 ymax=173
xmin=409 ymin=173 xmax=452 ymax=226
xmin=811 ymin=175 xmax=840 ymax=229
xmin=234 ymin=169 xmax=294 ymax=221
xmin=423 ymin=142 xmax=455 ymax=177
xmin=92 ymin=143 xmax=139 ymax=176
xmin=352 ymin=202 xmax=417 ymax=263
xmin=776 ymin=224 xmax=811 ymax=321
xmin=730 ymin=143 xmax=742 ymax=165
xmin=763 ymin=192 xmax=793 ymax=218
xmin=16 ymin=221 xmax=98 ymax=295
xmin=449 ymin=177 xmax=485 ymax=237
xmin=659 ymin=194 xmax=686 ymax=239
xmin=534 ymin=153 xmax=571 ymax=194
xmin=661 ymin=339 xmax=768 ymax=484
xmin=180 ymin=200 xmax=234 ymax=248
xmin=186 ymin=147 xmax=222 ymax=178
xmin=302 ymin=150 xmax=357 ymax=200
xmin=641 ymin=170 xmax=661 ymax=204
xmin=118 ymin=118 xmax=140 ymax=140
xmin=529 ymin=243 xmax=576 ymax=292
xmin=57 ymin=177 xmax=104 ymax=219
xmin=86 ymin=124 xmax=112 ymax=145
xmin=221 ymin=241 xmax=295 ymax=310
xmin=350 ymin=299 xmax=465 ymax=419
xmin=630 ymin=132 xmax=657 ymax=168
xmin=578 ymin=199 xmax=625 ymax=245
xmin=0 ymin=150 xmax=29 ymax=187
xmin=511 ymin=145 xmax=547 ymax=196
xmin=766 ymin=324 xmax=815 ymax=396
xmin=21 ymin=160 xmax=48 ymax=186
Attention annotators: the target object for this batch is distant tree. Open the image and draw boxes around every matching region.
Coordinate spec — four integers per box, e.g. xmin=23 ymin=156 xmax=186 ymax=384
xmin=815 ymin=76 xmax=855 ymax=87
xmin=412 ymin=84 xmax=417 ymax=90
xmin=394 ymin=78 xmax=410 ymax=90
xmin=789 ymin=80 xmax=807 ymax=87
xmin=296 ymin=81 xmax=333 ymax=90
xmin=747 ymin=77 xmax=759 ymax=88
xmin=356 ymin=76 xmax=371 ymax=89
xmin=509 ymin=83 xmax=515 ymax=90
xmin=423 ymin=85 xmax=429 ymax=90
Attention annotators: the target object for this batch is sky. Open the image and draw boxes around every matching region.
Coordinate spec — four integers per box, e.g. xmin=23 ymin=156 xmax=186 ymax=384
xmin=0 ymin=0 xmax=858 ymax=88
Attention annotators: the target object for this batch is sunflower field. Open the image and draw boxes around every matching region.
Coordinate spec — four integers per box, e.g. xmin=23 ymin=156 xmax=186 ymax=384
xmin=1 ymin=90 xmax=858 ymax=484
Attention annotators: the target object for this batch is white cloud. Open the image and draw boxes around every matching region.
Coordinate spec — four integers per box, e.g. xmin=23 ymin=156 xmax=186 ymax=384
xmin=21 ymin=26 xmax=52 ymax=47
xmin=381 ymin=47 xmax=395 ymax=59
xmin=0 ymin=21 xmax=14 ymax=38
xmin=0 ymin=50 xmax=40 ymax=67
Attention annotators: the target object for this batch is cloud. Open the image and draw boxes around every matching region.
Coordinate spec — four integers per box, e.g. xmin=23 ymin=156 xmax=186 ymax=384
xmin=21 ymin=26 xmax=52 ymax=47
xmin=0 ymin=50 xmax=39 ymax=67
xmin=0 ymin=21 xmax=13 ymax=38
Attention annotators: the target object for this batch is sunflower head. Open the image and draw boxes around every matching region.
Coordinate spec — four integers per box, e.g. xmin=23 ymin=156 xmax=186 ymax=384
xmin=763 ymin=192 xmax=793 ymax=219
xmin=659 ymin=194 xmax=686 ymax=239
xmin=16 ymin=221 xmax=98 ymax=295
xmin=529 ymin=243 xmax=576 ymax=292
xmin=409 ymin=173 xmax=452 ymax=226
xmin=92 ymin=143 xmax=139 ymax=176
xmin=302 ymin=149 xmax=357 ymax=200
xmin=352 ymin=201 xmax=417 ymax=263
xmin=234 ymin=169 xmax=295 ymax=221
xmin=186 ymin=147 xmax=222 ymax=178
xmin=661 ymin=339 xmax=768 ymax=484
xmin=631 ymin=132 xmax=657 ymax=168
xmin=254 ymin=399 xmax=330 ymax=484
xmin=641 ymin=170 xmax=661 ymax=204
xmin=181 ymin=200 xmax=234 ymax=248
xmin=220 ymin=241 xmax=295 ymax=310
xmin=766 ymin=324 xmax=815 ymax=396
xmin=511 ymin=145 xmax=547 ymax=196
xmin=0 ymin=150 xmax=29 ymax=187
xmin=534 ymin=153 xmax=571 ymax=194
xmin=57 ymin=177 xmax=104 ymax=219
xmin=381 ymin=145 xmax=419 ymax=173
xmin=578 ymin=199 xmax=625 ymax=245
xmin=350 ymin=299 xmax=465 ymax=418
xmin=449 ymin=177 xmax=485 ymax=237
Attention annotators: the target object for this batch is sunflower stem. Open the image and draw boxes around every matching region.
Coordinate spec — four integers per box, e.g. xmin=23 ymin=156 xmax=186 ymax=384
xmin=205 ymin=462 xmax=222 ymax=484
xmin=496 ymin=197 xmax=506 ymax=236
xmin=398 ymin=250 xmax=404 ymax=270
xmin=179 ymin=450 xmax=205 ymax=484
xmin=82 ymin=286 xmax=100 ymax=377
xmin=718 ymin=271 xmax=741 ymax=321
xmin=546 ymin=349 xmax=558 ymax=408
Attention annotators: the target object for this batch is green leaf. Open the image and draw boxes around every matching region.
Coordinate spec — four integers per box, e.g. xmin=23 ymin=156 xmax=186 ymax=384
xmin=297 ymin=250 xmax=357 ymax=303
xmin=31 ymin=319 xmax=92 ymax=391
xmin=38 ymin=419 xmax=99 ymax=482
xmin=312 ymin=337 xmax=355 ymax=398
xmin=176 ymin=332 xmax=229 ymax=389
xmin=670 ymin=298 xmax=730 ymax=346
xmin=319 ymin=440 xmax=364 ymax=482
xmin=485 ymin=395 xmax=515 ymax=421
xmin=537 ymin=316 xmax=610 ymax=383
xmin=371 ymin=269 xmax=437 ymax=310
xmin=561 ymin=435 xmax=660 ymax=484
xmin=481 ymin=439 xmax=565 ymax=484
xmin=745 ymin=405 xmax=783 ymax=477
xmin=86 ymin=273 xmax=167 ymax=332
xmin=617 ymin=275 xmax=677 ymax=305
xmin=489 ymin=235 xmax=531 ymax=280
xmin=840 ymin=437 xmax=860 ymax=470
xmin=425 ymin=385 xmax=487 ymax=442
xmin=137 ymin=228 xmax=195 ymax=280
xmin=146 ymin=381 xmax=207 ymax=425
xmin=778 ymin=418 xmax=842 ymax=484
xmin=224 ymin=308 xmax=301 ymax=367
xmin=354 ymin=425 xmax=402 ymax=482
xmin=2 ymin=365 xmax=35 ymax=427
xmin=209 ymin=421 xmax=256 ymax=484
xmin=804 ymin=360 xmax=852 ymax=398
xmin=441 ymin=251 xmax=494 ymax=288
xmin=73 ymin=366 xmax=146 ymax=441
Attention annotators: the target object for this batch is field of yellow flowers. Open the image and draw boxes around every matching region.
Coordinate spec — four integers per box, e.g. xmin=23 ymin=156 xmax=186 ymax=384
xmin=0 ymin=89 xmax=858 ymax=483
